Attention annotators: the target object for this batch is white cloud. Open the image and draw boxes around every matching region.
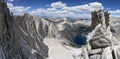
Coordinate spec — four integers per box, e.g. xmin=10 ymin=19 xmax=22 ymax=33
xmin=29 ymin=2 xmax=104 ymax=18
xmin=63 ymin=2 xmax=103 ymax=12
xmin=7 ymin=3 xmax=31 ymax=14
xmin=29 ymin=8 xmax=90 ymax=18
xmin=6 ymin=1 xmax=120 ymax=18
xmin=30 ymin=8 xmax=46 ymax=15
xmin=89 ymin=2 xmax=103 ymax=10
xmin=47 ymin=8 xmax=56 ymax=11
xmin=7 ymin=2 xmax=13 ymax=7
xmin=109 ymin=10 xmax=120 ymax=17
xmin=63 ymin=4 xmax=91 ymax=12
xmin=9 ymin=6 xmax=31 ymax=12
xmin=7 ymin=1 xmax=104 ymax=18
xmin=110 ymin=14 xmax=120 ymax=18
xmin=109 ymin=10 xmax=120 ymax=13
xmin=30 ymin=8 xmax=72 ymax=17
xmin=51 ymin=1 xmax=66 ymax=8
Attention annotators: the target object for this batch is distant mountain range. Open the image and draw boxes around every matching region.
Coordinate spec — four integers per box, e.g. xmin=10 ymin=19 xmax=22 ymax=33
xmin=0 ymin=0 xmax=120 ymax=59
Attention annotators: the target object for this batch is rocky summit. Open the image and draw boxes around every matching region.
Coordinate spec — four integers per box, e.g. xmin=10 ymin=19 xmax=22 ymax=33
xmin=0 ymin=0 xmax=120 ymax=59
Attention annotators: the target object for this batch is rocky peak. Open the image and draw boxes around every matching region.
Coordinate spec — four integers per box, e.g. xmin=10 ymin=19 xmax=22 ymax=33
xmin=86 ymin=9 xmax=120 ymax=59
xmin=91 ymin=9 xmax=110 ymax=30
xmin=23 ymin=13 xmax=32 ymax=17
xmin=0 ymin=0 xmax=48 ymax=59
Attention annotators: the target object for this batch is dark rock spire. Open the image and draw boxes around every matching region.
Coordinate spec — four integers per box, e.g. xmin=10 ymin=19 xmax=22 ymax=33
xmin=91 ymin=9 xmax=110 ymax=30
xmin=0 ymin=0 xmax=48 ymax=59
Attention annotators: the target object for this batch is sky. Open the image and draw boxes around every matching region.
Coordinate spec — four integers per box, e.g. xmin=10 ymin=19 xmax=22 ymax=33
xmin=5 ymin=0 xmax=120 ymax=18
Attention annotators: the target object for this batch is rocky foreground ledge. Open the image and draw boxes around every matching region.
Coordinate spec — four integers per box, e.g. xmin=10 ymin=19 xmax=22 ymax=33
xmin=0 ymin=0 xmax=120 ymax=59
xmin=87 ymin=9 xmax=120 ymax=59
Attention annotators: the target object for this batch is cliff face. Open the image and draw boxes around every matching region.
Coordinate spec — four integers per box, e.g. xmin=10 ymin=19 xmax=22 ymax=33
xmin=0 ymin=1 xmax=48 ymax=59
xmin=0 ymin=0 xmax=19 ymax=59
xmin=91 ymin=10 xmax=110 ymax=30
xmin=87 ymin=9 xmax=120 ymax=59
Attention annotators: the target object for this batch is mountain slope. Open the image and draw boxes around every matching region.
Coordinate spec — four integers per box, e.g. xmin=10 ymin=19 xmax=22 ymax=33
xmin=1 ymin=0 xmax=120 ymax=59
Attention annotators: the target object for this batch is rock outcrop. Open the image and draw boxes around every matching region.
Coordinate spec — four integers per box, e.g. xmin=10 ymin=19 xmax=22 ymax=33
xmin=89 ymin=9 xmax=115 ymax=49
xmin=0 ymin=1 xmax=48 ymax=59
xmin=87 ymin=9 xmax=120 ymax=59
xmin=91 ymin=10 xmax=110 ymax=29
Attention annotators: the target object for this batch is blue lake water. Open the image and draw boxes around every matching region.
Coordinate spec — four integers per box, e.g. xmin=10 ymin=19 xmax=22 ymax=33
xmin=74 ymin=35 xmax=87 ymax=45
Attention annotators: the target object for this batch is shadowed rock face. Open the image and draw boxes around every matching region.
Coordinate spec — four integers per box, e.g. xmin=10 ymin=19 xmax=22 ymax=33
xmin=89 ymin=10 xmax=111 ymax=49
xmin=0 ymin=1 xmax=48 ymax=59
xmin=91 ymin=10 xmax=110 ymax=30
xmin=14 ymin=13 xmax=49 ymax=59
xmin=87 ymin=9 xmax=120 ymax=59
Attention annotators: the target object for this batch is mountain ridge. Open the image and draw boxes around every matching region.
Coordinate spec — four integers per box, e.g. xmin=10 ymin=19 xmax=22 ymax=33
xmin=1 ymin=0 xmax=120 ymax=59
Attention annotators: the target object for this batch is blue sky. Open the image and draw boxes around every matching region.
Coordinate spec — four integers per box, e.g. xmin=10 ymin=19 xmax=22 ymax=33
xmin=6 ymin=0 xmax=120 ymax=18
